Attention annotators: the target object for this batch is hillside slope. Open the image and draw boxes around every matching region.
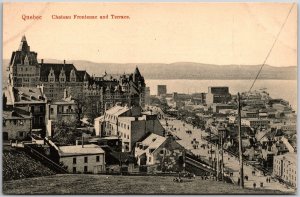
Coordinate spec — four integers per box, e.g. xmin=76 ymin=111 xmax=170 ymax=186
xmin=3 ymin=147 xmax=56 ymax=181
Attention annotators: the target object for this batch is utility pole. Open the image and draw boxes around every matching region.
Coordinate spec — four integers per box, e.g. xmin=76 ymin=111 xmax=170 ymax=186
xmin=237 ymin=93 xmax=244 ymax=188
xmin=220 ymin=128 xmax=224 ymax=181
xmin=216 ymin=143 xmax=219 ymax=181
xmin=210 ymin=129 xmax=213 ymax=162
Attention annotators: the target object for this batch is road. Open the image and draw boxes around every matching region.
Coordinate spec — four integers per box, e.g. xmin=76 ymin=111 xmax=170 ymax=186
xmin=149 ymin=106 xmax=295 ymax=193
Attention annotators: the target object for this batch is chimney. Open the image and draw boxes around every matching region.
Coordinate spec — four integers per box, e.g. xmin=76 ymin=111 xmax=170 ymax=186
xmin=64 ymin=60 xmax=66 ymax=65
xmin=82 ymin=135 xmax=84 ymax=148
xmin=41 ymin=59 xmax=44 ymax=65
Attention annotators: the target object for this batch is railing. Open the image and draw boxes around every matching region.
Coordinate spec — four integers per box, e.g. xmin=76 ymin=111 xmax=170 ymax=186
xmin=23 ymin=144 xmax=68 ymax=174
xmin=185 ymin=156 xmax=215 ymax=174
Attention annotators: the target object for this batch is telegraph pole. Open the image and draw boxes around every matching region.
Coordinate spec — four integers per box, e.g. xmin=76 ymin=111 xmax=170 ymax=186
xmin=237 ymin=93 xmax=244 ymax=188
xmin=220 ymin=129 xmax=224 ymax=181
xmin=216 ymin=143 xmax=219 ymax=181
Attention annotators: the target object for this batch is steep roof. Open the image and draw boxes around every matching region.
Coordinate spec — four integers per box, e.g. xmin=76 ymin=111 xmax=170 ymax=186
xmin=9 ymin=36 xmax=38 ymax=66
xmin=140 ymin=133 xmax=166 ymax=150
xmin=39 ymin=63 xmax=85 ymax=82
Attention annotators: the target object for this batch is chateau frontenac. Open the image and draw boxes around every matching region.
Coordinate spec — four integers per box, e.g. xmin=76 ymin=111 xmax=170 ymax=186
xmin=7 ymin=36 xmax=146 ymax=116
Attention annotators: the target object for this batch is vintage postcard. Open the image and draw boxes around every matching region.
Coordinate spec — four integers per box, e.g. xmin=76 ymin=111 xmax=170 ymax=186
xmin=2 ymin=2 xmax=297 ymax=195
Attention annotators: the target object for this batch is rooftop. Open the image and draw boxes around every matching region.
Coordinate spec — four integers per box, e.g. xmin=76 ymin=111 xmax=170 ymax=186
xmin=105 ymin=105 xmax=130 ymax=117
xmin=58 ymin=144 xmax=104 ymax=157
xmin=11 ymin=86 xmax=46 ymax=104
xmin=274 ymin=153 xmax=297 ymax=163
xmin=139 ymin=133 xmax=166 ymax=151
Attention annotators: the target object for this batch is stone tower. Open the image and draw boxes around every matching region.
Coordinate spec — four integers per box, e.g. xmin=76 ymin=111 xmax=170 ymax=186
xmin=8 ymin=35 xmax=40 ymax=87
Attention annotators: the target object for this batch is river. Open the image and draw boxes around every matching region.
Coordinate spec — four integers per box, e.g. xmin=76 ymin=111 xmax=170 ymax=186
xmin=145 ymin=79 xmax=297 ymax=111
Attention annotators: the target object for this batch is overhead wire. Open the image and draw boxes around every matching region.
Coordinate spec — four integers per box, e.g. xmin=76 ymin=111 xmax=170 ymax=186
xmin=248 ymin=3 xmax=295 ymax=93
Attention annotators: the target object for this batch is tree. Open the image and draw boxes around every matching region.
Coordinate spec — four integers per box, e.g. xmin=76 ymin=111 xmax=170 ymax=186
xmin=51 ymin=119 xmax=81 ymax=145
xmin=73 ymin=94 xmax=99 ymax=127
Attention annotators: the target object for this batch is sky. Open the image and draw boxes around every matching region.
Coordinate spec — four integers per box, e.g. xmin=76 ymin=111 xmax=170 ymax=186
xmin=3 ymin=2 xmax=297 ymax=67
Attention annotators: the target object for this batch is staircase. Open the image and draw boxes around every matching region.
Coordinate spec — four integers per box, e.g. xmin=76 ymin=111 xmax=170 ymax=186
xmin=23 ymin=144 xmax=68 ymax=174
xmin=185 ymin=154 xmax=215 ymax=175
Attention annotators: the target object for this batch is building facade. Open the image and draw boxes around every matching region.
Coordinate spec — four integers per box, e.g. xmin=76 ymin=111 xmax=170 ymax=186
xmin=7 ymin=36 xmax=146 ymax=119
xmin=4 ymin=86 xmax=47 ymax=133
xmin=206 ymin=86 xmax=231 ymax=105
xmin=273 ymin=153 xmax=297 ymax=187
xmin=135 ymin=133 xmax=185 ymax=173
xmin=94 ymin=105 xmax=165 ymax=152
xmin=58 ymin=144 xmax=105 ymax=174
xmin=157 ymin=85 xmax=167 ymax=96
xmin=3 ymin=110 xmax=32 ymax=140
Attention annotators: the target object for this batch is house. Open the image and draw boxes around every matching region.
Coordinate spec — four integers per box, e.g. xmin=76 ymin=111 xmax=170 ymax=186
xmin=3 ymin=110 xmax=32 ymax=140
xmin=58 ymin=144 xmax=105 ymax=174
xmin=45 ymin=94 xmax=78 ymax=137
xmin=271 ymin=140 xmax=289 ymax=156
xmin=101 ymin=146 xmax=136 ymax=173
xmin=4 ymin=85 xmax=47 ymax=135
xmin=134 ymin=133 xmax=185 ymax=173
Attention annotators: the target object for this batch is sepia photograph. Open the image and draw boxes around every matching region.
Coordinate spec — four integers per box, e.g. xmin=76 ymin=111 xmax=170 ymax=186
xmin=2 ymin=2 xmax=297 ymax=195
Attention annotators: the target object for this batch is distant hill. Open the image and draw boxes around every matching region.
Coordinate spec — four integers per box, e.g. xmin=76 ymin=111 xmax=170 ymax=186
xmin=2 ymin=59 xmax=297 ymax=86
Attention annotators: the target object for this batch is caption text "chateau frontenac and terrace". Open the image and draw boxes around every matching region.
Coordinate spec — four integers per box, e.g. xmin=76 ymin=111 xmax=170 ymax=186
xmin=21 ymin=14 xmax=130 ymax=21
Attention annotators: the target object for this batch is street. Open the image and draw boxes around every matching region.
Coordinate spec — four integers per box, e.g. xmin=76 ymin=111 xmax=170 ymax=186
xmin=149 ymin=106 xmax=295 ymax=193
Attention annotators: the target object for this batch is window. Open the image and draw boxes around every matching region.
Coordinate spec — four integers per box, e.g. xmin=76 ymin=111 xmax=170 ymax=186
xmin=19 ymin=131 xmax=24 ymax=137
xmin=31 ymin=106 xmax=34 ymax=113
xmin=40 ymin=106 xmax=44 ymax=112
xmin=96 ymin=156 xmax=100 ymax=162
xmin=84 ymin=166 xmax=88 ymax=173
xmin=149 ymin=157 xmax=151 ymax=162
xmin=50 ymin=108 xmax=54 ymax=114
xmin=39 ymin=116 xmax=44 ymax=124
xmin=73 ymin=167 xmax=76 ymax=173
xmin=73 ymin=157 xmax=76 ymax=164
xmin=84 ymin=157 xmax=88 ymax=163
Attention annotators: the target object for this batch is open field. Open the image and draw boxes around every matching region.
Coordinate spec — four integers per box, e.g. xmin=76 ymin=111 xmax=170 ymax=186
xmin=3 ymin=174 xmax=286 ymax=195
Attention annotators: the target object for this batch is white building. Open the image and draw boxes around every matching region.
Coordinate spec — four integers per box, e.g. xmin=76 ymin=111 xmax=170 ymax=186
xmin=273 ymin=153 xmax=297 ymax=187
xmin=58 ymin=144 xmax=105 ymax=174
xmin=94 ymin=105 xmax=164 ymax=152
xmin=241 ymin=118 xmax=269 ymax=128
